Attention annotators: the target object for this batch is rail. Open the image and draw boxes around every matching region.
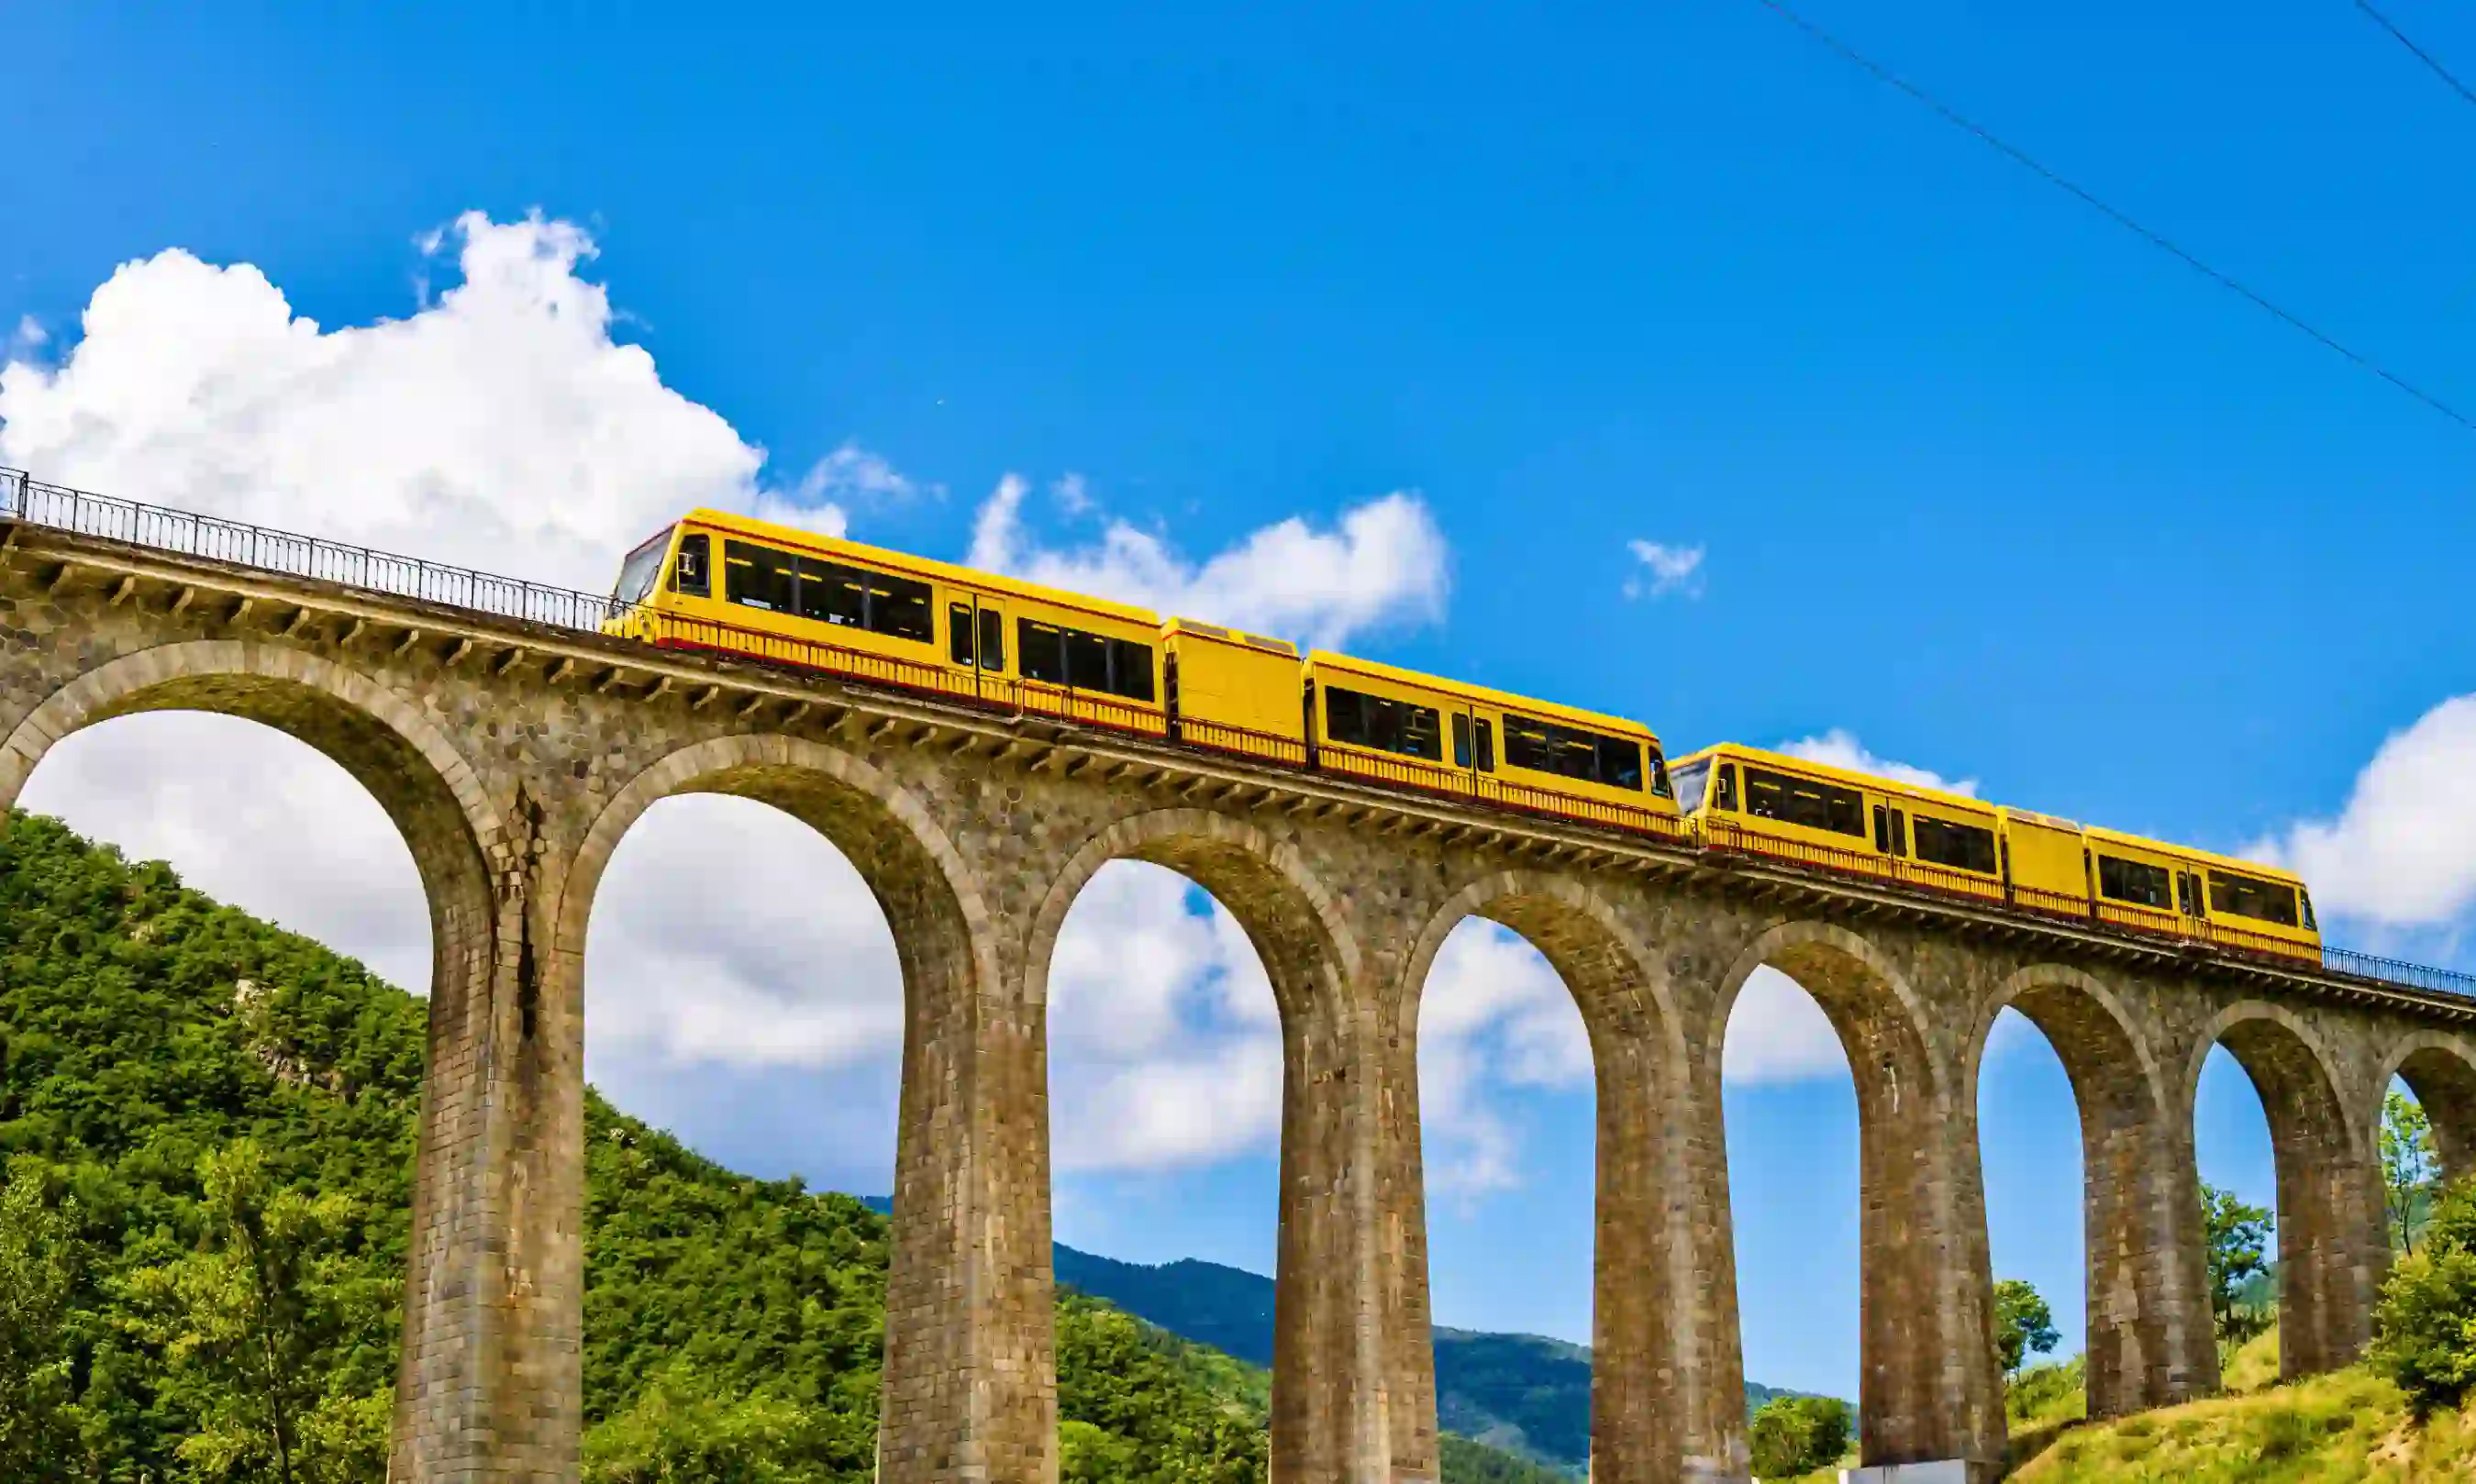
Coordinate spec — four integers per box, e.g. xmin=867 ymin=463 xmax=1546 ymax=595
xmin=2 ymin=466 xmax=2471 ymax=1005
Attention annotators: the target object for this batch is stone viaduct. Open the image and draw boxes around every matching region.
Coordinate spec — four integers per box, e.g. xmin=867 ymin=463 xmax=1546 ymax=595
xmin=3 ymin=473 xmax=2473 ymax=1484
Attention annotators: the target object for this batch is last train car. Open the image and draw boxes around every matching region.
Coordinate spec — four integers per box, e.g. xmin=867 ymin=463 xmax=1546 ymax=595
xmin=1302 ymin=650 xmax=1681 ymax=836
xmin=605 ymin=509 xmax=1170 ymax=736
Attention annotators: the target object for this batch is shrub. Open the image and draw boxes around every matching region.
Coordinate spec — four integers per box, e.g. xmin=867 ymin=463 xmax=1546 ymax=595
xmin=1748 ymin=1394 xmax=1852 ymax=1478
xmin=2371 ymin=1177 xmax=2476 ymax=1416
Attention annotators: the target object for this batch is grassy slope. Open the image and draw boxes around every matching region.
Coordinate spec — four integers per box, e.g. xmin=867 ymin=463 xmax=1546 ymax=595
xmin=2009 ymin=1328 xmax=2476 ymax=1483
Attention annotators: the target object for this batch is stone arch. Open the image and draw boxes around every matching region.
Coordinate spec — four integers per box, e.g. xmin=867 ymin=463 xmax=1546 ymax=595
xmin=1966 ymin=966 xmax=2202 ymax=1414
xmin=559 ymin=732 xmax=1024 ymax=1484
xmin=0 ymin=639 xmax=529 ymax=1478
xmin=2373 ymin=1031 xmax=2476 ymax=1184
xmin=1022 ymin=806 xmax=1360 ymax=1022
xmin=1708 ymin=919 xmax=1996 ymax=1470
xmin=556 ymin=731 xmax=995 ymax=991
xmin=2185 ymin=1000 xmax=2381 ymax=1379
xmin=1026 ymin=807 xmax=1371 ymax=1482
xmin=1393 ymin=869 xmax=1706 ymax=1482
xmin=0 ymin=638 xmax=505 ymax=915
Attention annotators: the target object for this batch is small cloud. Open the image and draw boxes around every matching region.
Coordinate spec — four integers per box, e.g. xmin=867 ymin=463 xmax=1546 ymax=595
xmin=11 ymin=315 xmax=48 ymax=353
xmin=1778 ymin=728 xmax=1977 ymax=796
xmin=1051 ymin=472 xmax=1094 ymax=516
xmin=2262 ymin=692 xmax=2476 ymax=926
xmin=785 ymin=439 xmax=932 ymax=523
xmin=1624 ymin=538 xmax=1705 ymax=600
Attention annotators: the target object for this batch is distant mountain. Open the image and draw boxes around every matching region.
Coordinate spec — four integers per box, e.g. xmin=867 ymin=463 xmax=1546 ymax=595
xmin=861 ymin=1202 xmax=1820 ymax=1478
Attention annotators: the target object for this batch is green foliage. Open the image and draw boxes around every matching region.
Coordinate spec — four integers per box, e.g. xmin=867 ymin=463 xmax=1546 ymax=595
xmin=0 ymin=1157 xmax=83 ymax=1479
xmin=1993 ymin=1278 xmax=2060 ymax=1376
xmin=2372 ymin=1177 xmax=2476 ymax=1417
xmin=2386 ymin=1089 xmax=2440 ymax=1256
xmin=583 ymin=1364 xmax=849 ymax=1484
xmin=2201 ymin=1181 xmax=2275 ymax=1345
xmin=1432 ymin=1433 xmax=1567 ymax=1484
xmin=1747 ymin=1394 xmax=1851 ymax=1478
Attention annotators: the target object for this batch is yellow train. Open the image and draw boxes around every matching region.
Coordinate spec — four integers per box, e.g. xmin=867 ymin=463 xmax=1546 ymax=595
xmin=606 ymin=508 xmax=2320 ymax=966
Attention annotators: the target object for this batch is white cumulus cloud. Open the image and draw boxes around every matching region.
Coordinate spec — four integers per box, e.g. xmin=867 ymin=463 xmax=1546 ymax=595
xmin=2263 ymin=693 xmax=2476 ymax=927
xmin=1723 ymin=967 xmax=1854 ymax=1084
xmin=0 ymin=210 xmax=854 ymax=587
xmin=969 ymin=471 xmax=1449 ymax=649
xmin=1417 ymin=920 xmax=1593 ymax=1199
xmin=1778 ymin=728 xmax=1978 ymax=797
xmin=1624 ymin=538 xmax=1705 ymax=600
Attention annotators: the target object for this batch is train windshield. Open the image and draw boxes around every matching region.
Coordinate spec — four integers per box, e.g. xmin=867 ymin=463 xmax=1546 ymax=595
xmin=612 ymin=528 xmax=673 ymax=606
xmin=1671 ymin=759 xmax=1710 ymax=814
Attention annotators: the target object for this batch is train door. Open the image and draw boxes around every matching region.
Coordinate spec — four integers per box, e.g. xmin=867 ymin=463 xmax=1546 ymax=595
xmin=1871 ymin=802 xmax=1908 ymax=873
xmin=2175 ymin=867 xmax=2209 ymax=947
xmin=947 ymin=594 xmax=1009 ymax=703
xmin=1449 ymin=705 xmax=1496 ymax=804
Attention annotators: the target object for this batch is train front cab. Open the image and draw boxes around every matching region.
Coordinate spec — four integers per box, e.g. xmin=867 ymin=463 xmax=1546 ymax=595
xmin=1671 ymin=743 xmax=2005 ymax=903
xmin=604 ymin=509 xmax=1170 ymax=736
xmin=1302 ymin=652 xmax=1682 ymax=836
xmin=2082 ymin=826 xmax=2320 ymax=964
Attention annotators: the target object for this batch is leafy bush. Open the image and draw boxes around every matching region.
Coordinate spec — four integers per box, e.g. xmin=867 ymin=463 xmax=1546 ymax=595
xmin=1748 ymin=1393 xmax=1851 ymax=1478
xmin=2371 ymin=1177 xmax=2476 ymax=1416
xmin=2004 ymin=1353 xmax=2085 ymax=1423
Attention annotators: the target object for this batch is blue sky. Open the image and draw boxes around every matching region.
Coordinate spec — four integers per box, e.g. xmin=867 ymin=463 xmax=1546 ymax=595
xmin=7 ymin=0 xmax=2476 ymax=1404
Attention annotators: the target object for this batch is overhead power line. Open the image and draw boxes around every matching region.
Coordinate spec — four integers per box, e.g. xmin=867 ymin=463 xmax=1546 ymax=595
xmin=1751 ymin=0 xmax=2476 ymax=436
xmin=2354 ymin=0 xmax=2476 ymax=112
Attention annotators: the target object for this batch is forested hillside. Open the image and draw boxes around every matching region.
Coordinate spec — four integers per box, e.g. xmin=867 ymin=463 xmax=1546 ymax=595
xmin=0 ymin=809 xmax=1548 ymax=1482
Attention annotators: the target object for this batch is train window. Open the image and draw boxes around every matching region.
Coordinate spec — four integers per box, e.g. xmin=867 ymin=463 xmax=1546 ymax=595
xmin=1012 ymin=617 xmax=1149 ymax=698
xmin=1452 ymin=714 xmax=1472 ymax=769
xmin=723 ymin=540 xmax=797 ymax=613
xmin=1715 ymin=764 xmax=1738 ymax=812
xmin=865 ymin=573 xmax=934 ymax=644
xmin=1672 ymin=759 xmax=1710 ymax=814
xmin=949 ymin=604 xmax=975 ymax=665
xmin=1742 ymin=766 xmax=1865 ymax=836
xmin=1872 ymin=804 xmax=1891 ymax=854
xmin=1109 ymin=638 xmax=1157 ymax=702
xmin=1324 ymin=686 xmax=1445 ymax=761
xmin=1889 ymin=808 xmax=1907 ymax=856
xmin=614 ymin=529 xmax=672 ymax=606
xmin=2208 ymin=870 xmax=2300 ymax=927
xmin=1503 ymin=714 xmax=1647 ymax=791
xmin=672 ymin=533 xmax=710 ymax=598
xmin=795 ymin=557 xmax=864 ymax=628
xmin=1648 ymin=748 xmax=1672 ymax=799
xmin=1018 ymin=619 xmax=1065 ymax=683
xmin=2097 ymin=855 xmax=2172 ymax=909
xmin=2301 ymin=891 xmax=2318 ymax=931
xmin=1065 ymin=628 xmax=1110 ymax=690
xmin=2175 ymin=871 xmax=2196 ymax=917
xmin=977 ymin=609 xmax=1004 ymax=670
xmin=1912 ymin=816 xmax=1998 ymax=875
xmin=1475 ymin=718 xmax=1495 ymax=772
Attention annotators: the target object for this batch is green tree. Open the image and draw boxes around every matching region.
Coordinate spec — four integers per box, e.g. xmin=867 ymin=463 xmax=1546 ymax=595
xmin=2201 ymin=1181 xmax=2274 ymax=1344
xmin=0 ymin=1158 xmax=83 ymax=1480
xmin=1992 ymin=1278 xmax=2060 ymax=1376
xmin=2382 ymin=1088 xmax=2438 ymax=1255
xmin=1746 ymin=1394 xmax=1851 ymax=1478
xmin=2371 ymin=1176 xmax=2476 ymax=1415
xmin=117 ymin=1138 xmax=393 ymax=1484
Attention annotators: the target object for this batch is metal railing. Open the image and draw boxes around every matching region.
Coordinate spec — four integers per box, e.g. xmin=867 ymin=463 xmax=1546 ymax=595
xmin=4 ymin=466 xmax=2473 ymax=1004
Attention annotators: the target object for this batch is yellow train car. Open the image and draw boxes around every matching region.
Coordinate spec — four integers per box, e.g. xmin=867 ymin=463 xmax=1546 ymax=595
xmin=2082 ymin=826 xmax=2320 ymax=963
xmin=1303 ymin=651 xmax=1682 ymax=836
xmin=1161 ymin=618 xmax=1307 ymax=764
xmin=605 ymin=510 xmax=1170 ymax=736
xmin=1669 ymin=743 xmax=2008 ymax=903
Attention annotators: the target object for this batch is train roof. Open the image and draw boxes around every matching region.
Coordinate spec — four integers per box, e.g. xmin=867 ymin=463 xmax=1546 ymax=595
xmin=1671 ymin=741 xmax=1996 ymax=815
xmin=675 ymin=507 xmax=1163 ymax=626
xmin=1305 ymin=649 xmax=1659 ymax=742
